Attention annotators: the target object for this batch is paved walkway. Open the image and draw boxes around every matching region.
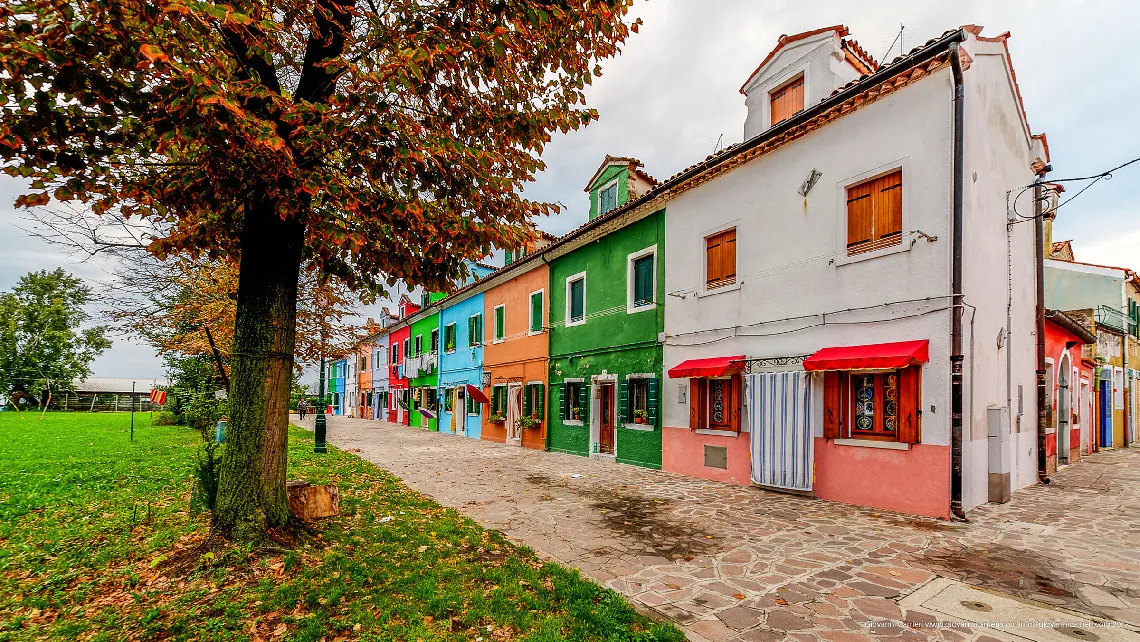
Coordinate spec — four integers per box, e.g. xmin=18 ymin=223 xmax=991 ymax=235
xmin=297 ymin=416 xmax=1140 ymax=642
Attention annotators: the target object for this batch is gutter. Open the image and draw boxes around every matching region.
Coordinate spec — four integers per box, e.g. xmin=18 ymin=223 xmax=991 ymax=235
xmin=948 ymin=41 xmax=968 ymax=521
xmin=1034 ymin=171 xmax=1050 ymax=483
xmin=1045 ymin=309 xmax=1097 ymax=345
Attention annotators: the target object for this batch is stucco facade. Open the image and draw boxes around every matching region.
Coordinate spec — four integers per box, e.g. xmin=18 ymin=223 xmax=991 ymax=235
xmin=438 ymin=293 xmax=485 ymax=439
xmin=548 ymin=206 xmax=665 ymax=470
xmin=387 ymin=324 xmax=411 ymax=425
xmin=408 ymin=311 xmax=441 ymax=431
xmin=660 ymin=27 xmax=1044 ymax=518
xmin=482 ymin=264 xmax=549 ymax=450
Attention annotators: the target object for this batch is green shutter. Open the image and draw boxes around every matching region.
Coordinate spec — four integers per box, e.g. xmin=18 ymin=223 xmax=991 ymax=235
xmin=634 ymin=255 xmax=653 ymax=305
xmin=536 ymin=384 xmax=545 ymax=419
xmin=524 ymin=385 xmax=533 ymax=417
xmin=467 ymin=317 xmax=475 ymax=345
xmin=579 ymin=384 xmax=588 ymax=422
xmin=570 ymin=279 xmax=584 ymax=321
xmin=559 ymin=383 xmax=567 ymax=420
xmin=495 ymin=307 xmax=504 ymax=340
xmin=619 ymin=379 xmax=628 ymax=425
xmin=530 ymin=292 xmax=542 ymax=332
xmin=648 ymin=378 xmax=659 ymax=426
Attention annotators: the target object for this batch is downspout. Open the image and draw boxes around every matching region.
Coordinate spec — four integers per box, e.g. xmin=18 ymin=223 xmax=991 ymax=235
xmin=540 ymin=249 xmax=552 ymax=452
xmin=949 ymin=42 xmax=968 ymax=520
xmin=1034 ymin=171 xmax=1050 ymax=482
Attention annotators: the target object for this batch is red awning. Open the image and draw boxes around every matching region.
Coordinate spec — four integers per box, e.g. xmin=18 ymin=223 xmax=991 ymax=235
xmin=667 ymin=355 xmax=745 ymax=379
xmin=803 ymin=340 xmax=929 ymax=372
xmin=466 ymin=384 xmax=489 ymax=404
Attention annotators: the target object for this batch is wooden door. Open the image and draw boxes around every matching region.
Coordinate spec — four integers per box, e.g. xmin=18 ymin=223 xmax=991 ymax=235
xmin=599 ymin=383 xmax=615 ymax=454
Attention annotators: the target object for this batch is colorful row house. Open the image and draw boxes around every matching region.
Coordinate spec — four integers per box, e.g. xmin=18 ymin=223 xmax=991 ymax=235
xmin=1042 ymin=309 xmax=1097 ymax=473
xmin=342 ymin=24 xmax=1101 ymax=520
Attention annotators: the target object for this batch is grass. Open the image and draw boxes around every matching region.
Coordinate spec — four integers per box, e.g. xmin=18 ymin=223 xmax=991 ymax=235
xmin=0 ymin=411 xmax=683 ymax=641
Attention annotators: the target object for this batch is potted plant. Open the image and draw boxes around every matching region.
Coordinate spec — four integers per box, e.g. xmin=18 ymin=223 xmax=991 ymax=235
xmin=570 ymin=406 xmax=580 ymax=420
xmin=516 ymin=414 xmax=538 ymax=431
xmin=633 ymin=409 xmax=648 ymax=424
xmin=490 ymin=413 xmax=506 ymax=423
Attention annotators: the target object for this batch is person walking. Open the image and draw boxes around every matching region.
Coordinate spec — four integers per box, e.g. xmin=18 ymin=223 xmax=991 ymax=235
xmin=298 ymin=400 xmax=307 ymax=420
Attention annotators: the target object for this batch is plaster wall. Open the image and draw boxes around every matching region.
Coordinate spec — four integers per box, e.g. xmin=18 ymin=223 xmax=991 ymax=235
xmin=409 ymin=312 xmax=441 ymax=430
xmin=438 ymin=293 xmax=485 ymax=439
xmin=387 ymin=325 xmax=411 ymax=425
xmin=482 ymin=264 xmax=550 ymax=449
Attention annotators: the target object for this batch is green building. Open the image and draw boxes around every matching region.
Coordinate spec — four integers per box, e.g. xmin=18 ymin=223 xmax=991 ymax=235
xmin=546 ymin=156 xmax=665 ymax=468
xmin=408 ymin=293 xmax=446 ymax=431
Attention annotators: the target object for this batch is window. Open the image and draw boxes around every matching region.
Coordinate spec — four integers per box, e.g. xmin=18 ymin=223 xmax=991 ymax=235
xmin=628 ymin=247 xmax=656 ymax=311
xmin=491 ymin=385 xmax=506 ymax=418
xmin=360 ymin=355 xmax=367 ymax=371
xmin=466 ymin=391 xmax=480 ymax=415
xmin=566 ymin=273 xmax=586 ymax=326
xmin=443 ymin=388 xmax=454 ymax=412
xmin=468 ymin=313 xmax=483 ymax=346
xmin=621 ymin=376 xmax=658 ymax=426
xmin=705 ymin=228 xmax=737 ymax=289
xmin=823 ymin=367 xmax=920 ymax=443
xmin=846 ymin=170 xmax=902 ymax=256
xmin=493 ymin=304 xmax=505 ymax=342
xmin=403 ymin=339 xmax=409 ymax=362
xmin=424 ymin=387 xmax=438 ymax=411
xmin=529 ymin=290 xmax=544 ymax=334
xmin=391 ymin=343 xmax=399 ymax=364
xmin=414 ymin=334 xmax=423 ymax=356
xmin=523 ymin=383 xmax=545 ymax=420
xmin=430 ymin=328 xmax=439 ymax=354
xmin=770 ymin=73 xmax=804 ymax=126
xmin=444 ymin=323 xmax=457 ymax=352
xmin=560 ymin=381 xmax=587 ymax=421
xmin=689 ymin=376 xmax=741 ymax=432
xmin=598 ymin=180 xmax=618 ymax=215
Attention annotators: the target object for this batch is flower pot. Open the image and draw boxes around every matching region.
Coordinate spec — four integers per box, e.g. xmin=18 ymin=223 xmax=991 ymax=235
xmin=634 ymin=417 xmax=645 ymax=424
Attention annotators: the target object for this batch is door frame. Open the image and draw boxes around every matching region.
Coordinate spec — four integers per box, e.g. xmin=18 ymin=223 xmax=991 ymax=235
xmin=506 ymin=383 xmax=523 ymax=444
xmin=590 ymin=374 xmax=618 ymax=458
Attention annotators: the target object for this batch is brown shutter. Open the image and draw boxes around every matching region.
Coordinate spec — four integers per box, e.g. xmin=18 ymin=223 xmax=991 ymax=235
xmin=689 ymin=379 xmax=707 ymax=430
xmin=898 ymin=366 xmax=920 ymax=444
xmin=729 ymin=374 xmax=742 ymax=432
xmin=706 ymin=235 xmax=721 ymax=286
xmin=706 ymin=229 xmax=737 ymax=288
xmin=846 ymin=182 xmax=874 ymax=252
xmin=874 ymin=170 xmax=903 ymax=245
xmin=770 ymin=75 xmax=804 ymax=125
xmin=825 ymin=374 xmax=843 ymax=440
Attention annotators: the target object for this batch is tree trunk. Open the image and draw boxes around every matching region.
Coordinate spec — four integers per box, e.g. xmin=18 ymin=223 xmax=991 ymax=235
xmin=212 ymin=197 xmax=305 ymax=540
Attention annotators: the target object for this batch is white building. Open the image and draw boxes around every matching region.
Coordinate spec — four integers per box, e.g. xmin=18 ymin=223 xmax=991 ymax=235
xmin=654 ymin=25 xmax=1046 ymax=518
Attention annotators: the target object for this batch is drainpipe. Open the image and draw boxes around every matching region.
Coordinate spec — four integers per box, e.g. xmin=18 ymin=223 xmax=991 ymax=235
xmin=540 ymin=249 xmax=552 ymax=452
xmin=1034 ymin=170 xmax=1050 ymax=483
xmin=949 ymin=42 xmax=967 ymax=520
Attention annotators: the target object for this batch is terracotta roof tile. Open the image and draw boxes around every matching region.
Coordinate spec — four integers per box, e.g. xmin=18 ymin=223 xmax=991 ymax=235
xmin=739 ymin=25 xmax=849 ymax=94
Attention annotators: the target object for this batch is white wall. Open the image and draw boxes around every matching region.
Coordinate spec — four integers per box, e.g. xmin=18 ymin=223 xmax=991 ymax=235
xmin=664 ymin=66 xmax=955 ymax=447
xmin=958 ymin=34 xmax=1047 ymax=509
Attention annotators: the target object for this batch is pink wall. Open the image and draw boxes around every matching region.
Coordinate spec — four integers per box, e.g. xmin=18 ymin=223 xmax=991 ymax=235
xmin=813 ymin=439 xmax=950 ymax=519
xmin=662 ymin=427 xmax=752 ymax=486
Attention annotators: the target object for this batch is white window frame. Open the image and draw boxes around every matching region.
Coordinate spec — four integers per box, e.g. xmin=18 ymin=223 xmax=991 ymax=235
xmin=429 ymin=327 xmax=439 ymax=354
xmin=468 ymin=313 xmax=483 ymax=346
xmin=565 ymin=271 xmax=587 ymax=327
xmin=767 ymin=70 xmax=807 ymax=128
xmin=528 ymin=288 xmax=545 ymax=336
xmin=414 ymin=334 xmax=423 ymax=356
xmin=699 ymin=222 xmax=740 ymax=297
xmin=626 ymin=245 xmax=658 ymax=314
xmin=833 ymin=158 xmax=913 ymax=267
xmin=493 ymin=303 xmax=506 ymax=344
xmin=596 ymin=177 xmax=619 ymax=216
xmin=444 ymin=322 xmax=457 ymax=353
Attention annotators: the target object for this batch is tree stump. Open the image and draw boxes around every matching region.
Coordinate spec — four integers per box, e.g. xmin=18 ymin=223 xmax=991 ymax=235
xmin=286 ymin=481 xmax=340 ymax=521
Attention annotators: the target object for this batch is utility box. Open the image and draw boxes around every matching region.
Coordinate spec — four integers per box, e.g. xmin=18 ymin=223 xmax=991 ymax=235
xmin=987 ymin=406 xmax=1011 ymax=503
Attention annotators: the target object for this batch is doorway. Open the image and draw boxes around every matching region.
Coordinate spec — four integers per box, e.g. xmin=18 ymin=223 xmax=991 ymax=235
xmin=598 ymin=382 xmax=616 ymax=455
xmin=1101 ymin=378 xmax=1113 ymax=447
xmin=506 ymin=384 xmax=523 ymax=444
xmin=1057 ymin=356 xmax=1070 ymax=465
xmin=1080 ymin=380 xmax=1090 ymax=455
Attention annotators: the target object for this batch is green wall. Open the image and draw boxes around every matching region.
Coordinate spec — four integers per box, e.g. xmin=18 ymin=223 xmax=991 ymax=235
xmin=409 ymin=311 xmax=441 ymax=431
xmin=547 ymin=210 xmax=665 ymax=468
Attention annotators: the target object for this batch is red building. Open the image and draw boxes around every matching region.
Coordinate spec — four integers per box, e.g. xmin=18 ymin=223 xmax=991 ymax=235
xmin=1044 ymin=309 xmax=1097 ymax=473
xmin=386 ymin=295 xmax=419 ymax=425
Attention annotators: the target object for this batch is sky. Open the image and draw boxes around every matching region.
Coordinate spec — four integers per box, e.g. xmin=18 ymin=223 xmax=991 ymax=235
xmin=2 ymin=0 xmax=1138 ymax=381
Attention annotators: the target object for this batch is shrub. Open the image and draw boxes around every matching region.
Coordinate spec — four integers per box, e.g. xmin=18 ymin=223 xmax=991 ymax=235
xmin=153 ymin=411 xmax=178 ymax=426
xmin=190 ymin=425 xmax=222 ymax=514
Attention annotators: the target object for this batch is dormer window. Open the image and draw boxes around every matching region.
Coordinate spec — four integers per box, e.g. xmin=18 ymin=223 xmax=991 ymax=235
xmin=598 ymin=180 xmax=618 ymax=215
xmin=770 ymin=74 xmax=804 ymax=126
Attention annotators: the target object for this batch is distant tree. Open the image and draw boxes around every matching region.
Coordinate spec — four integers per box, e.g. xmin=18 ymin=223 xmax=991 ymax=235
xmin=1 ymin=0 xmax=639 ymax=540
xmin=0 ymin=269 xmax=112 ymax=415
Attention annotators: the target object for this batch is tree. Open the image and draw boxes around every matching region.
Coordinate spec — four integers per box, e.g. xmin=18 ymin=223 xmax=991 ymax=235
xmin=1 ymin=0 xmax=638 ymax=539
xmin=0 ymin=269 xmax=112 ymax=414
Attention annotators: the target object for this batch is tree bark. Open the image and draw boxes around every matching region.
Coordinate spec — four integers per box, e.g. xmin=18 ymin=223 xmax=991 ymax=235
xmin=212 ymin=196 xmax=305 ymax=540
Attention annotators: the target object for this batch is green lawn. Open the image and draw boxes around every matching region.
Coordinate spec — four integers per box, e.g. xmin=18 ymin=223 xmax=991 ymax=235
xmin=0 ymin=412 xmax=682 ymax=641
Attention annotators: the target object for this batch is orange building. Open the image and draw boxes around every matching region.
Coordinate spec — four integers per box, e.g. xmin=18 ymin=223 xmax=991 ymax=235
xmin=357 ymin=343 xmax=373 ymax=419
xmin=482 ymin=261 xmax=550 ymax=450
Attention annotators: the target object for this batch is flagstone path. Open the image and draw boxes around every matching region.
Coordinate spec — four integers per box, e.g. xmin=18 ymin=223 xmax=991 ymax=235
xmin=297 ymin=415 xmax=1140 ymax=642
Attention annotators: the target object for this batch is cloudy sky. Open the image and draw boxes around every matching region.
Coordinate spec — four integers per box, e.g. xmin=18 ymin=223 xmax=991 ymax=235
xmin=2 ymin=0 xmax=1137 ymax=380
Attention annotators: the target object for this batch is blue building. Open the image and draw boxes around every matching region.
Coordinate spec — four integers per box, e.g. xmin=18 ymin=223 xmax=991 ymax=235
xmin=437 ymin=292 xmax=486 ymax=438
xmin=327 ymin=357 xmax=347 ymax=415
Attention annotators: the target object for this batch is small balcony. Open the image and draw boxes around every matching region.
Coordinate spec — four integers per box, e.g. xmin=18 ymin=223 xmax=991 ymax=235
xmin=1095 ymin=305 xmax=1127 ymax=334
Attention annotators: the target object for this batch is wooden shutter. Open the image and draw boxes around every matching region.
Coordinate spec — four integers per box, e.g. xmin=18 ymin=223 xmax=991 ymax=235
xmin=770 ymin=74 xmax=804 ymax=125
xmin=523 ymin=385 xmax=533 ymax=417
xmin=846 ymin=181 xmax=874 ymax=252
xmin=578 ymin=384 xmax=588 ymax=423
xmin=618 ymin=379 xmax=628 ymax=425
xmin=495 ymin=307 xmax=504 ymax=340
xmin=823 ymin=371 xmax=844 ymax=439
xmin=874 ymin=170 xmax=903 ymax=246
xmin=647 ymin=378 xmax=659 ymax=426
xmin=689 ymin=379 xmax=707 ymax=430
xmin=898 ymin=366 xmax=921 ymax=444
xmin=531 ymin=292 xmax=542 ymax=332
xmin=706 ymin=229 xmax=737 ymax=288
xmin=536 ymin=384 xmax=545 ymax=419
xmin=559 ymin=383 xmax=567 ymax=420
xmin=729 ymin=374 xmax=742 ymax=432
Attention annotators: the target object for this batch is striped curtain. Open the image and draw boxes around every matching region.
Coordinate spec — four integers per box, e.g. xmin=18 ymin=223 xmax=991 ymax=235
xmin=749 ymin=371 xmax=814 ymax=491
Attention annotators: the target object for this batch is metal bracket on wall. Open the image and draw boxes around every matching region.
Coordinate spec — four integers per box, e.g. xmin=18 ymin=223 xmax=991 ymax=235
xmin=495 ymin=376 xmax=524 ymax=384
xmin=732 ymin=355 xmax=810 ymax=373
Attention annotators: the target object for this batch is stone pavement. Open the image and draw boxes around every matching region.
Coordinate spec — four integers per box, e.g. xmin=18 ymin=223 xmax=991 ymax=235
xmin=298 ymin=416 xmax=1140 ymax=641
